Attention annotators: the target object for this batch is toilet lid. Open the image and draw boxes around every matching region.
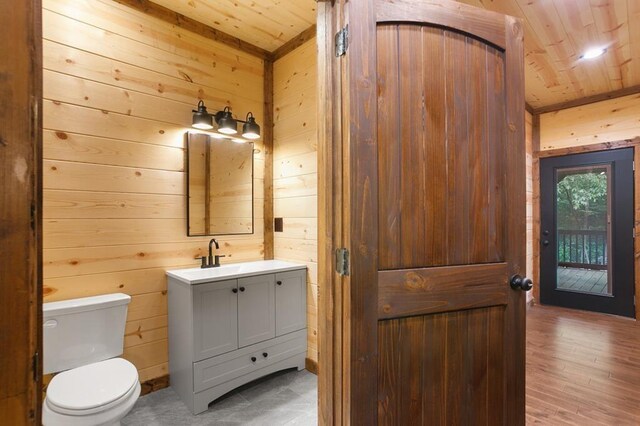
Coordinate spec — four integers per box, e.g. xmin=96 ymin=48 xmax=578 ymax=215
xmin=47 ymin=358 xmax=139 ymax=412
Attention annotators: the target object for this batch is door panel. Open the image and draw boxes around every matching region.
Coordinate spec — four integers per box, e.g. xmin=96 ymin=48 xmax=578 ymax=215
xmin=378 ymin=25 xmax=506 ymax=269
xmin=378 ymin=307 xmax=505 ymax=424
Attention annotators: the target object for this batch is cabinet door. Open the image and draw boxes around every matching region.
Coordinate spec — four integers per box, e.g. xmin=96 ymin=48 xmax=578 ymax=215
xmin=275 ymin=270 xmax=307 ymax=336
xmin=237 ymin=274 xmax=275 ymax=347
xmin=192 ymin=279 xmax=238 ymax=361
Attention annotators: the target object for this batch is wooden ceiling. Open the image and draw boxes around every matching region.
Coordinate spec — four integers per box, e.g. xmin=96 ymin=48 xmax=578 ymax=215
xmin=460 ymin=0 xmax=640 ymax=110
xmin=148 ymin=0 xmax=317 ymax=52
xmin=151 ymin=0 xmax=638 ymax=110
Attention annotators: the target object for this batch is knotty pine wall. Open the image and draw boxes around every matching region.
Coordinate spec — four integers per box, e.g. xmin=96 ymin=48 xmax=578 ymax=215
xmin=526 ymin=111 xmax=534 ymax=302
xmin=42 ymin=0 xmax=265 ymax=383
xmin=540 ymin=93 xmax=640 ymax=150
xmin=273 ymin=39 xmax=319 ymax=364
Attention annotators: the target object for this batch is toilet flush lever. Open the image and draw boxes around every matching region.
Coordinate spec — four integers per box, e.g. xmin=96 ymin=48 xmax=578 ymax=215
xmin=44 ymin=319 xmax=58 ymax=328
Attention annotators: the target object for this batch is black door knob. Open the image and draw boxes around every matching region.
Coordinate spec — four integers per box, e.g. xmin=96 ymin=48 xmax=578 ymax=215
xmin=251 ymin=356 xmax=257 ymax=362
xmin=262 ymin=352 xmax=268 ymax=358
xmin=510 ymin=275 xmax=533 ymax=291
xmin=239 ymin=287 xmax=245 ymax=292
xmin=232 ymin=288 xmax=238 ymax=293
xmin=276 ymin=281 xmax=282 ymax=286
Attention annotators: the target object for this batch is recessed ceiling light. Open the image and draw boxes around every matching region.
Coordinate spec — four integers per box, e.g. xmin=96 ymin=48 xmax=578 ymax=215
xmin=580 ymin=47 xmax=606 ymax=60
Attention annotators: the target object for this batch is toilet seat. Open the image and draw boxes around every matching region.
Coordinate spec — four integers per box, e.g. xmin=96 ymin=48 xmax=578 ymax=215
xmin=46 ymin=358 xmax=139 ymax=416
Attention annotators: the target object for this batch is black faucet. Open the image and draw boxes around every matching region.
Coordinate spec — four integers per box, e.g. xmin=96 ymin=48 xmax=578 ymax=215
xmin=200 ymin=238 xmax=225 ymax=268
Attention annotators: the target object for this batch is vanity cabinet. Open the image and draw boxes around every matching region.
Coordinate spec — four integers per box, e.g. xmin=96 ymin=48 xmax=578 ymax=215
xmin=167 ymin=261 xmax=307 ymax=415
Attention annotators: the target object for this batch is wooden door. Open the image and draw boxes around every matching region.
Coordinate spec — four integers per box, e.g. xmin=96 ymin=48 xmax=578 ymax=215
xmin=237 ymin=274 xmax=276 ymax=347
xmin=0 ymin=0 xmax=42 ymax=424
xmin=318 ymin=0 xmax=526 ymax=424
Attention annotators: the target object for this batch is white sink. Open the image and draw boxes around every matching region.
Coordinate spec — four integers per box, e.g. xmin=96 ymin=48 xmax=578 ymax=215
xmin=166 ymin=260 xmax=306 ymax=285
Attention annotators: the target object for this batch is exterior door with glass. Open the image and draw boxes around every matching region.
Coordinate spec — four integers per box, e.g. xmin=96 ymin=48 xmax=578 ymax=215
xmin=540 ymin=148 xmax=635 ymax=317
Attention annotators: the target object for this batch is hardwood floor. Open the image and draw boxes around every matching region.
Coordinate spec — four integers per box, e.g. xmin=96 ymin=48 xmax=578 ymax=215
xmin=526 ymin=304 xmax=640 ymax=425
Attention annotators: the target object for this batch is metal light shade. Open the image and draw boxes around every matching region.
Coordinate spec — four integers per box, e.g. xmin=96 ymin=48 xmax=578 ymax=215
xmin=215 ymin=107 xmax=238 ymax=135
xmin=192 ymin=100 xmax=213 ymax=130
xmin=242 ymin=113 xmax=260 ymax=140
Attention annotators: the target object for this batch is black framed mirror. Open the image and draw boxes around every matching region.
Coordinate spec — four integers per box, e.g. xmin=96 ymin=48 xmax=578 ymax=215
xmin=186 ymin=132 xmax=254 ymax=236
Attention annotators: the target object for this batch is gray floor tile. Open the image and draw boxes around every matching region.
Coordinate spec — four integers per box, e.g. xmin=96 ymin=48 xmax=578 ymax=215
xmin=123 ymin=369 xmax=317 ymax=426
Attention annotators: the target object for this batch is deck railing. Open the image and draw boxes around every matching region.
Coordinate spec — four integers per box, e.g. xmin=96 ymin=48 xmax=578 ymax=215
xmin=557 ymin=229 xmax=608 ymax=270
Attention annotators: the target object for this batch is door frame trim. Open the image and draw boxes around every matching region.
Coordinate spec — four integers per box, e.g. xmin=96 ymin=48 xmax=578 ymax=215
xmin=532 ymin=137 xmax=640 ymax=320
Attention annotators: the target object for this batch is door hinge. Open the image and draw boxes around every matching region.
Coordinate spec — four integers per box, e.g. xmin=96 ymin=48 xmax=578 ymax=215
xmin=633 ymin=161 xmax=635 ymax=171
xmin=335 ymin=25 xmax=348 ymax=57
xmin=335 ymin=248 xmax=350 ymax=276
xmin=32 ymin=352 xmax=39 ymax=382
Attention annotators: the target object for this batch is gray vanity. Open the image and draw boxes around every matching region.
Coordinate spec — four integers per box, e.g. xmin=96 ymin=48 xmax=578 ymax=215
xmin=166 ymin=260 xmax=307 ymax=414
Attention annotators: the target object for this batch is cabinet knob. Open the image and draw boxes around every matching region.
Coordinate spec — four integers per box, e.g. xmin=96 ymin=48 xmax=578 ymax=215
xmin=232 ymin=288 xmax=238 ymax=293
xmin=251 ymin=356 xmax=257 ymax=362
xmin=276 ymin=281 xmax=282 ymax=285
xmin=262 ymin=352 xmax=268 ymax=358
xmin=239 ymin=287 xmax=245 ymax=292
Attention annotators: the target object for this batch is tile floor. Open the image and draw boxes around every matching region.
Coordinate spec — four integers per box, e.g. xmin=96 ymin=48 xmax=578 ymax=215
xmin=123 ymin=369 xmax=317 ymax=426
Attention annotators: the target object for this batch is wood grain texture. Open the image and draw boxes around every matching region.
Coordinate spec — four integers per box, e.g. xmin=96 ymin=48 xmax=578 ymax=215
xmin=540 ymin=93 xmax=640 ymax=150
xmin=42 ymin=0 xmax=265 ymax=386
xmin=263 ymin=60 xmax=274 ymax=259
xmin=0 ymin=0 xmax=43 ymax=423
xmin=140 ymin=374 xmax=169 ymax=396
xmin=378 ymin=307 xmax=505 ymax=425
xmin=377 ymin=25 xmax=507 ymax=269
xmin=526 ymin=304 xmax=640 ymax=424
xmin=272 ymin=38 xmax=318 ymax=362
xmin=378 ymin=263 xmax=509 ymax=319
xmin=111 ymin=0 xmax=270 ymax=59
xmin=457 ymin=0 xmax=640 ymax=110
xmin=377 ymin=0 xmax=507 ymax=49
xmin=317 ymin=2 xmax=343 ymax=424
xmin=371 ymin=2 xmax=525 ymax=423
xmin=271 ymin=25 xmax=317 ymax=61
xmin=146 ymin=0 xmax=316 ymax=52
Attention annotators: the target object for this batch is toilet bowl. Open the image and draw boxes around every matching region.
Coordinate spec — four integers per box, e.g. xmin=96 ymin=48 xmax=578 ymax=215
xmin=43 ymin=294 xmax=140 ymax=426
xmin=43 ymin=358 xmax=140 ymax=426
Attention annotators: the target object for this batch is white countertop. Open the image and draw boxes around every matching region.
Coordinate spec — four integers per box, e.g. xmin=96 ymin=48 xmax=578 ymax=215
xmin=166 ymin=260 xmax=307 ymax=285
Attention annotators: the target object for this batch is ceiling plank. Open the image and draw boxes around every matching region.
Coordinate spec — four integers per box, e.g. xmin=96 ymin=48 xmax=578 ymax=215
xmin=111 ymin=0 xmax=270 ymax=59
xmin=271 ymin=25 xmax=317 ymax=62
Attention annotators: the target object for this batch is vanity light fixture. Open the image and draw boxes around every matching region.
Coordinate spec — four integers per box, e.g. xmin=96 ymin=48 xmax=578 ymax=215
xmin=191 ymin=100 xmax=214 ymax=130
xmin=580 ymin=47 xmax=606 ymax=60
xmin=242 ymin=112 xmax=261 ymax=140
xmin=191 ymin=100 xmax=260 ymax=140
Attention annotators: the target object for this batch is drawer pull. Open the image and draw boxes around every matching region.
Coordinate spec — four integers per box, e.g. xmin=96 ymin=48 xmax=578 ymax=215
xmin=251 ymin=356 xmax=257 ymax=362
xmin=232 ymin=288 xmax=238 ymax=293
xmin=239 ymin=287 xmax=246 ymax=292
xmin=262 ymin=352 xmax=268 ymax=358
xmin=277 ymin=281 xmax=282 ymax=285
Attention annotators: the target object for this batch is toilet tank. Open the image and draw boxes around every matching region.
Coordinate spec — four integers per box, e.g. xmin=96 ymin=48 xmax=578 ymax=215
xmin=43 ymin=293 xmax=131 ymax=374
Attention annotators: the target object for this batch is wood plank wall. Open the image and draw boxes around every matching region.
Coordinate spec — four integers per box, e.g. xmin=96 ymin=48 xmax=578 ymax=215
xmin=540 ymin=93 xmax=640 ymax=150
xmin=272 ymin=38 xmax=319 ymax=363
xmin=41 ymin=0 xmax=265 ymax=384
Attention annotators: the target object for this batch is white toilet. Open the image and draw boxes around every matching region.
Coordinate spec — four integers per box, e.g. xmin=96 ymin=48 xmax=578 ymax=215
xmin=42 ymin=293 xmax=141 ymax=426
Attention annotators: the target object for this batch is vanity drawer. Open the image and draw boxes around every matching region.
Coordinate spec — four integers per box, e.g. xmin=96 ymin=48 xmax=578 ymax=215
xmin=193 ymin=329 xmax=306 ymax=393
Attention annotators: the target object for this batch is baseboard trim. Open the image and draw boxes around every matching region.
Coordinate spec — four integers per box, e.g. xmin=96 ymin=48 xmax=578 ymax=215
xmin=305 ymin=357 xmax=318 ymax=375
xmin=140 ymin=374 xmax=170 ymax=396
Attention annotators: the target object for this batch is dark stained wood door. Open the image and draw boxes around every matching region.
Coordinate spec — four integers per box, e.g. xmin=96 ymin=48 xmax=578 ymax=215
xmin=318 ymin=0 xmax=526 ymax=424
xmin=0 ymin=0 xmax=43 ymax=423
